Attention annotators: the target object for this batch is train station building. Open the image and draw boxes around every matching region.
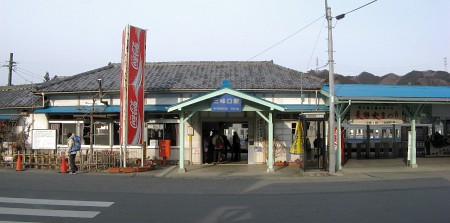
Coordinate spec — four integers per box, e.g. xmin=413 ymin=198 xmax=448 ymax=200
xmin=1 ymin=61 xmax=449 ymax=173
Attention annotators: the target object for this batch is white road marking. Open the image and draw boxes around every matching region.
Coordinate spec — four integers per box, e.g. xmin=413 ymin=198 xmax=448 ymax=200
xmin=0 ymin=207 xmax=99 ymax=218
xmin=0 ymin=221 xmax=41 ymax=223
xmin=0 ymin=197 xmax=113 ymax=207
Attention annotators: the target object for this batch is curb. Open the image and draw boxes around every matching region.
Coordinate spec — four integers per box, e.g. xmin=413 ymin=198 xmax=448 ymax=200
xmin=155 ymin=165 xmax=177 ymax=178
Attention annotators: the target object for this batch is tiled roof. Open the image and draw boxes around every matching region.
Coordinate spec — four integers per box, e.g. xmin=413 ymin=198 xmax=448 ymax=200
xmin=35 ymin=61 xmax=324 ymax=93
xmin=0 ymin=85 xmax=42 ymax=108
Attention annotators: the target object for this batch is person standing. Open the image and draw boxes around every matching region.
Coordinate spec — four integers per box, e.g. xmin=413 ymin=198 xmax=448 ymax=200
xmin=203 ymin=131 xmax=213 ymax=163
xmin=232 ymin=132 xmax=241 ymax=161
xmin=314 ymin=135 xmax=324 ymax=168
xmin=66 ymin=132 xmax=79 ymax=174
xmin=221 ymin=134 xmax=232 ymax=162
xmin=211 ymin=130 xmax=224 ymax=163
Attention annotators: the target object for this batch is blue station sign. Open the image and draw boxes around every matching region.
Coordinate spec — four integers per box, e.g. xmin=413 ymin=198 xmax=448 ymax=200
xmin=211 ymin=94 xmax=242 ymax=112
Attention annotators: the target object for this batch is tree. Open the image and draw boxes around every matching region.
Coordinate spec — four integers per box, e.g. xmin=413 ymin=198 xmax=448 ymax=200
xmin=43 ymin=72 xmax=50 ymax=82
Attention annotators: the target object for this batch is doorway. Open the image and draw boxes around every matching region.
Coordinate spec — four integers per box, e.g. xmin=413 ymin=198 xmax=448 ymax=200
xmin=303 ymin=118 xmax=326 ymax=171
xmin=202 ymin=122 xmax=248 ymax=164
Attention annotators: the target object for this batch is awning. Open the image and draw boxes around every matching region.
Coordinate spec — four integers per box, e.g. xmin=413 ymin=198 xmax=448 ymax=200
xmin=283 ymin=104 xmax=328 ymax=112
xmin=0 ymin=115 xmax=19 ymax=120
xmin=34 ymin=105 xmax=172 ymax=114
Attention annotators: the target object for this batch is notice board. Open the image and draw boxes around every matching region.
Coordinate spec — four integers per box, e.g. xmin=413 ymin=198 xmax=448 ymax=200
xmin=32 ymin=129 xmax=57 ymax=150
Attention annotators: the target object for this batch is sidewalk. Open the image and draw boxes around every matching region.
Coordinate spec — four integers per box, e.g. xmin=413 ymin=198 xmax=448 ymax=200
xmin=155 ymin=157 xmax=450 ymax=180
xmin=3 ymin=157 xmax=448 ymax=181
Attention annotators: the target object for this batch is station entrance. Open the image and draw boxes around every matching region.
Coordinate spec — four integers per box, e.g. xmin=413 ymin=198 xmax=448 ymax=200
xmin=202 ymin=122 xmax=248 ymax=164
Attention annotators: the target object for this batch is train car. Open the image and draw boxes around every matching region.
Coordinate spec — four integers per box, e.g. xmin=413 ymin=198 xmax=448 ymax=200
xmin=342 ymin=123 xmax=443 ymax=159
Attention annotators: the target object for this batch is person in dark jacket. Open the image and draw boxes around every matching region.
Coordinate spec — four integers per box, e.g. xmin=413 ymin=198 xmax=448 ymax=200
xmin=232 ymin=132 xmax=241 ymax=161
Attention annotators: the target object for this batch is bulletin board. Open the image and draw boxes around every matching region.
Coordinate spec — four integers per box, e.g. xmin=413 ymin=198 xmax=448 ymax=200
xmin=32 ymin=129 xmax=57 ymax=150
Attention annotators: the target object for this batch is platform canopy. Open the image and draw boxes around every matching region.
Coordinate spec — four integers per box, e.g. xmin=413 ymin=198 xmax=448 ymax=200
xmin=321 ymin=84 xmax=450 ymax=103
xmin=321 ymin=84 xmax=450 ymax=170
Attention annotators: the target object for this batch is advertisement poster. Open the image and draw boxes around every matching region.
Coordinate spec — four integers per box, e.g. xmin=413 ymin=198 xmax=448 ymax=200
xmin=120 ymin=25 xmax=146 ymax=145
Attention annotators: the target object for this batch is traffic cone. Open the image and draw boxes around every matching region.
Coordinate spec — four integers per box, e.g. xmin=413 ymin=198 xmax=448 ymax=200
xmin=15 ymin=151 xmax=23 ymax=171
xmin=59 ymin=155 xmax=68 ymax=173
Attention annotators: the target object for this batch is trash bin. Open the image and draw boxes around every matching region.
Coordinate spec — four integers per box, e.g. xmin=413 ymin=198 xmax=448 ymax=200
xmin=158 ymin=140 xmax=171 ymax=158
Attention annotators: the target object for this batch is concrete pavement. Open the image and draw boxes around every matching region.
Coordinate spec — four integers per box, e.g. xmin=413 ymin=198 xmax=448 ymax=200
xmin=2 ymin=157 xmax=448 ymax=181
xmin=154 ymin=157 xmax=450 ymax=180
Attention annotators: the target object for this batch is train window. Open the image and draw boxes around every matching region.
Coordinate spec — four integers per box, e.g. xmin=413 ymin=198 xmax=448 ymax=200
xmin=369 ymin=129 xmax=374 ymax=138
xmin=382 ymin=129 xmax=392 ymax=138
xmin=349 ymin=129 xmax=355 ymax=138
xmin=374 ymin=129 xmax=379 ymax=138
xmin=356 ymin=129 xmax=364 ymax=138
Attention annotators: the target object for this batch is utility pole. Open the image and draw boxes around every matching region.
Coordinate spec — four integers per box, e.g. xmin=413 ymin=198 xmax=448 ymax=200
xmin=89 ymin=96 xmax=95 ymax=158
xmin=325 ymin=0 xmax=336 ymax=174
xmin=316 ymin=57 xmax=319 ymax=71
xmin=7 ymin=53 xmax=16 ymax=86
xmin=445 ymin=57 xmax=447 ymax=72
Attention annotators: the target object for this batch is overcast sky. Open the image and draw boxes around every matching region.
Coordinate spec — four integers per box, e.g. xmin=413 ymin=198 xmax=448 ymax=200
xmin=1 ymin=0 xmax=449 ymax=86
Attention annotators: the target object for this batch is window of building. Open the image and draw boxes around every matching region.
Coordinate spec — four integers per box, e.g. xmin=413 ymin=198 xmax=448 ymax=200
xmin=94 ymin=123 xmax=109 ymax=145
xmin=50 ymin=122 xmax=77 ymax=145
xmin=147 ymin=123 xmax=179 ymax=146
xmin=82 ymin=121 xmax=111 ymax=146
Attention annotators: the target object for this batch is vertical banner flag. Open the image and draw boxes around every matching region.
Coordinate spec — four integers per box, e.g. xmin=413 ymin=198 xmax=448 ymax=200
xmin=120 ymin=25 xmax=146 ymax=145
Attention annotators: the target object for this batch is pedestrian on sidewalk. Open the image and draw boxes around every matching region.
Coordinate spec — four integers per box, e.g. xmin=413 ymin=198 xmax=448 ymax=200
xmin=66 ymin=132 xmax=79 ymax=174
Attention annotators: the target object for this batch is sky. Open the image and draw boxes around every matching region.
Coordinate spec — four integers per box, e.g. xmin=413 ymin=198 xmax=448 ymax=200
xmin=1 ymin=0 xmax=449 ymax=86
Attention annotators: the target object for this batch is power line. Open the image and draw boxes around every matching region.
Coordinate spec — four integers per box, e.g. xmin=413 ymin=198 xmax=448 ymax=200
xmin=247 ymin=14 xmax=325 ymax=61
xmin=306 ymin=18 xmax=326 ymax=71
xmin=15 ymin=67 xmax=46 ymax=79
xmin=335 ymin=0 xmax=378 ymax=20
xmin=13 ymin=69 xmax=34 ymax=84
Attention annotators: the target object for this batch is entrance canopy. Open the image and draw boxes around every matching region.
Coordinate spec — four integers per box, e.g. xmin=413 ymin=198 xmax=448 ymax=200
xmin=168 ymin=81 xmax=285 ymax=173
xmin=168 ymin=83 xmax=285 ymax=112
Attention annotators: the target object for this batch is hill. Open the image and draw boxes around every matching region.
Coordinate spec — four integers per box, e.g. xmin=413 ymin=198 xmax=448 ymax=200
xmin=309 ymin=70 xmax=450 ymax=86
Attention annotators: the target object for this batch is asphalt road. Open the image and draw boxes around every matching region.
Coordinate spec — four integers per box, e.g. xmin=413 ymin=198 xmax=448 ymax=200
xmin=1 ymin=170 xmax=450 ymax=223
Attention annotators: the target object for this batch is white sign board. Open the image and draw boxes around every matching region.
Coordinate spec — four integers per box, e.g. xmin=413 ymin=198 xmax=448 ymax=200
xmin=32 ymin=129 xmax=57 ymax=150
xmin=350 ymin=105 xmax=403 ymax=125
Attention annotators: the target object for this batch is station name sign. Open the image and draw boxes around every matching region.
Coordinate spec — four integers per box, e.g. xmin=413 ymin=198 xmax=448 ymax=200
xmin=349 ymin=105 xmax=403 ymax=125
xmin=212 ymin=94 xmax=242 ymax=112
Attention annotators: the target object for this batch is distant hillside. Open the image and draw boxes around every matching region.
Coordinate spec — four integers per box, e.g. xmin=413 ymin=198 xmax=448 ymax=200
xmin=307 ymin=70 xmax=357 ymax=84
xmin=352 ymin=72 xmax=382 ymax=84
xmin=379 ymin=73 xmax=401 ymax=85
xmin=309 ymin=70 xmax=450 ymax=86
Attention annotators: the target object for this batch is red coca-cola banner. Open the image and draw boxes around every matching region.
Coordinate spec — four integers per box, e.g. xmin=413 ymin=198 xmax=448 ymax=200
xmin=120 ymin=25 xmax=146 ymax=145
